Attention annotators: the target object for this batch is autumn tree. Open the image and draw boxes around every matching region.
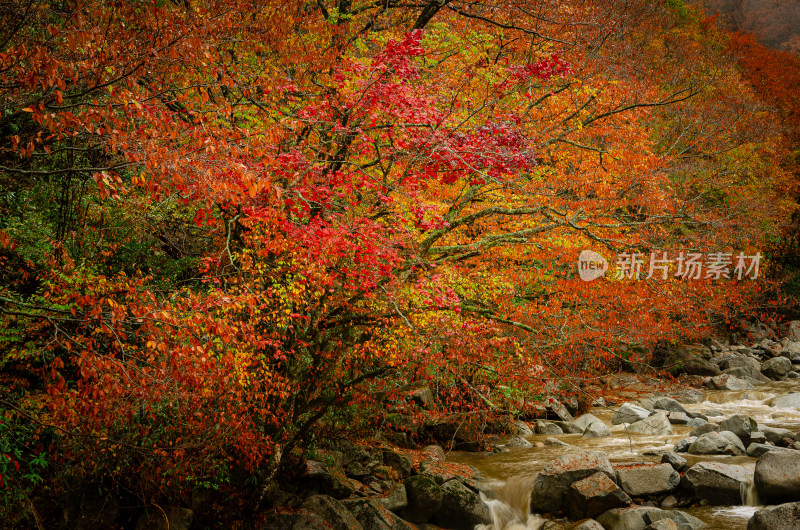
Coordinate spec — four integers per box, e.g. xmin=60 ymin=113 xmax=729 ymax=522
xmin=0 ymin=0 xmax=794 ymax=522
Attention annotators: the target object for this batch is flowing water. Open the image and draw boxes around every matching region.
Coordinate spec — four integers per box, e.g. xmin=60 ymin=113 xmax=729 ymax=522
xmin=453 ymin=380 xmax=800 ymax=530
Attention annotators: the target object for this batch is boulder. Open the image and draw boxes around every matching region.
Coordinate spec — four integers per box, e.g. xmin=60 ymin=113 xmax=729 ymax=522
xmin=718 ymin=354 xmax=762 ymax=372
xmin=596 ymin=506 xmax=706 ymax=530
xmin=773 ymin=393 xmax=800 ymax=409
xmin=377 ymin=485 xmax=408 ymax=512
xmin=583 ymin=421 xmax=612 ymax=439
xmin=344 ymin=499 xmax=416 ymax=530
xmin=421 ymin=445 xmax=445 ymax=462
xmin=760 ymin=426 xmax=793 ymax=444
xmin=512 ymin=420 xmax=534 ymax=435
xmin=689 ymin=423 xmax=719 ymax=437
xmin=402 ymin=475 xmax=443 ymax=523
xmin=545 ymin=437 xmax=569 ymax=446
xmin=381 ymin=449 xmax=413 ymax=480
xmin=708 ymin=374 xmax=755 ymax=391
xmin=552 ymin=420 xmax=584 ymax=434
xmin=433 ymin=479 xmax=492 ymax=530
xmin=504 ymin=435 xmax=533 ymax=448
xmin=749 ymin=431 xmax=768 ymax=445
xmin=574 ymin=414 xmax=604 ymax=430
xmin=673 ymin=437 xmax=697 ymax=453
xmin=723 ymin=366 xmax=770 ymax=384
xmin=612 ymin=403 xmax=651 ymax=425
xmin=303 ymin=460 xmax=355 ymax=499
xmin=748 ymin=443 xmax=786 ymax=457
xmin=762 ymin=357 xmax=792 ymax=380
xmin=787 ymin=320 xmax=800 ymax=341
xmin=719 ymin=414 xmax=759 ymax=444
xmin=680 ymin=357 xmax=721 ymax=376
xmin=667 ymin=412 xmax=690 ymax=425
xmin=615 ymin=463 xmax=679 ymax=497
xmin=570 ymin=520 xmax=605 ymax=530
xmin=682 ymin=461 xmax=752 ymax=505
xmin=754 ymin=449 xmax=800 ymax=504
xmin=686 ymin=418 xmax=707 ymax=429
xmin=261 ymin=508 xmax=332 ymax=530
xmin=747 ymin=502 xmax=800 ymax=530
xmin=567 ymin=472 xmax=632 ymax=520
xmin=652 ymin=397 xmax=688 ymax=415
xmin=688 ymin=431 xmax=746 ymax=456
xmin=661 ymin=453 xmax=688 ymax=472
xmin=303 ymin=495 xmax=364 ymax=530
xmin=645 ymin=519 xmax=680 ymax=530
xmin=547 ymin=398 xmax=575 ymax=422
xmin=530 ymin=450 xmax=614 ymax=514
xmin=627 ymin=412 xmax=674 ymax=436
xmin=536 ymin=421 xmax=565 ymax=435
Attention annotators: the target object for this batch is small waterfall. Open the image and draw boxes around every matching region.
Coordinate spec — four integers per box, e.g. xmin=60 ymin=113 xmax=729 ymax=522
xmin=741 ymin=477 xmax=759 ymax=507
xmin=475 ymin=476 xmax=546 ymax=530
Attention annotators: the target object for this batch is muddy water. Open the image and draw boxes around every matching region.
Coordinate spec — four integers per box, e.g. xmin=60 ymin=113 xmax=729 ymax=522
xmin=452 ymin=380 xmax=800 ymax=530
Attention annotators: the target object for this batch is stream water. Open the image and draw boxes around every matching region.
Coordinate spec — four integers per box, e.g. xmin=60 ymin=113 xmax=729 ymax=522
xmin=451 ymin=380 xmax=800 ymax=529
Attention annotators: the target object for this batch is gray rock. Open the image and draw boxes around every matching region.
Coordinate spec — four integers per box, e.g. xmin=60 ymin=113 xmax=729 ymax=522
xmin=616 ymin=463 xmax=680 ymax=496
xmin=261 ymin=508 xmax=333 ymax=530
xmin=760 ymin=426 xmax=793 ymax=444
xmin=530 ymin=450 xmax=614 ymax=514
xmin=683 ymin=461 xmax=752 ymax=505
xmin=661 ymin=452 xmax=688 ymax=472
xmin=652 ymin=397 xmax=688 ymax=414
xmin=747 ymin=443 xmax=781 ymax=458
xmin=377 ymin=484 xmax=408 ymax=513
xmin=754 ymin=449 xmax=800 ymax=504
xmin=613 ymin=403 xmax=651 ymax=425
xmin=551 ymin=420 xmax=584 ymax=434
xmin=689 ymin=423 xmax=719 ymax=437
xmin=749 ymin=432 xmax=768 ymax=445
xmin=774 ymin=393 xmax=800 ymax=409
xmin=545 ymin=437 xmax=569 ymax=447
xmin=574 ymin=414 xmax=604 ymax=431
xmin=433 ymin=479 xmax=492 ymax=530
xmin=504 ymin=435 xmax=533 ymax=448
xmin=627 ymin=412 xmax=674 ymax=436
xmin=596 ymin=506 xmax=706 ymax=530
xmin=583 ymin=421 xmax=612 ymax=439
xmin=705 ymin=410 xmax=725 ymax=417
xmin=570 ymin=520 xmax=605 ymax=530
xmin=567 ymin=471 xmax=632 ymax=520
xmin=680 ymin=357 xmax=721 ymax=377
xmin=402 ymin=475 xmax=443 ymax=523
xmin=381 ymin=450 xmax=412 ymax=480
xmin=762 ymin=357 xmax=792 ymax=380
xmin=668 ymin=412 xmax=690 ymax=425
xmin=547 ymin=399 xmax=575 ymax=422
xmin=512 ymin=420 xmax=534 ymax=435
xmin=688 ymin=431 xmax=746 ymax=456
xmin=645 ymin=520 xmax=679 ymax=530
xmin=344 ymin=499 xmax=416 ymax=530
xmin=673 ymin=437 xmax=697 ymax=453
xmin=723 ymin=366 xmax=770 ymax=384
xmin=719 ymin=414 xmax=758 ymax=443
xmin=408 ymin=386 xmax=434 ymax=409
xmin=686 ymin=418 xmax=707 ymax=429
xmin=708 ymin=374 xmax=755 ymax=391
xmin=536 ymin=420 xmax=565 ymax=435
xmin=719 ymin=354 xmax=762 ymax=372
xmin=747 ymin=502 xmax=800 ymax=530
xmin=303 ymin=495 xmax=365 ymax=529
xmin=303 ymin=460 xmax=354 ymax=499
